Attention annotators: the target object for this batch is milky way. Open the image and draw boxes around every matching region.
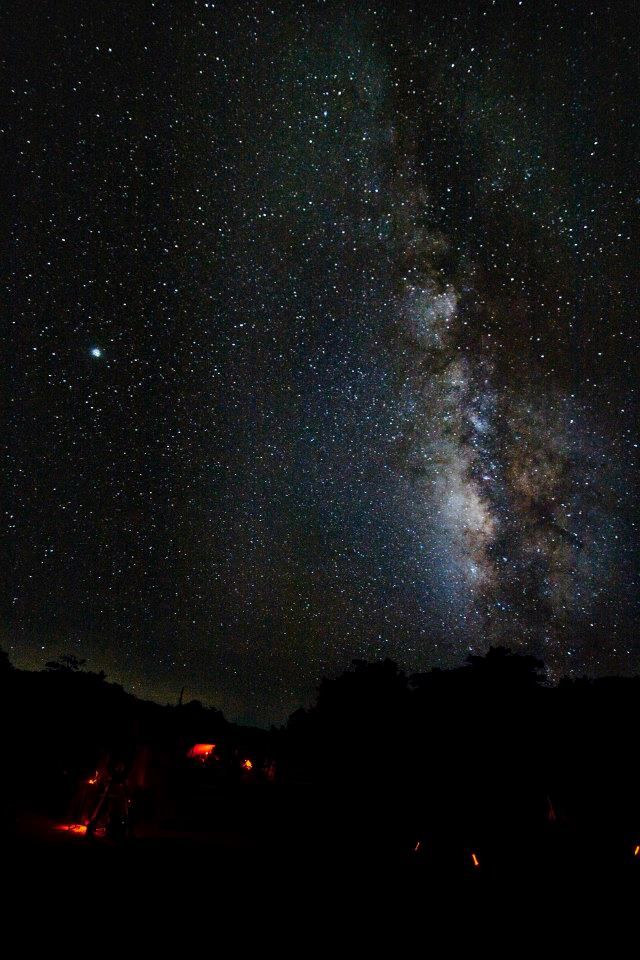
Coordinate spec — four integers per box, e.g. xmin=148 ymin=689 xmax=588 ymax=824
xmin=383 ymin=31 xmax=637 ymax=677
xmin=393 ymin=253 xmax=627 ymax=672
xmin=6 ymin=1 xmax=639 ymax=723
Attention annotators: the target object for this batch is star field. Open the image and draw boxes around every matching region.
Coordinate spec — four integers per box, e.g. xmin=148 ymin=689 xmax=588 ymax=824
xmin=5 ymin=1 xmax=639 ymax=724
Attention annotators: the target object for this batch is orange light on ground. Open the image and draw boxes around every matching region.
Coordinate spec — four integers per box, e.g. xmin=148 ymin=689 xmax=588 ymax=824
xmin=187 ymin=743 xmax=216 ymax=761
xmin=634 ymin=845 xmax=640 ymax=857
xmin=87 ymin=772 xmax=98 ymax=785
xmin=471 ymin=852 xmax=480 ymax=868
xmin=242 ymin=759 xmax=253 ymax=771
xmin=56 ymin=823 xmax=88 ymax=835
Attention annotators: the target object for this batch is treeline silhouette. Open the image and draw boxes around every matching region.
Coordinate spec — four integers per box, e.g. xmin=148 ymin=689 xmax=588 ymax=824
xmin=284 ymin=650 xmax=640 ymax=871
xmin=3 ymin=645 xmax=640 ymax=874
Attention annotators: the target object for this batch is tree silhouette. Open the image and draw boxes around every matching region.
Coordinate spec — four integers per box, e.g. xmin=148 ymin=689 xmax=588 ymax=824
xmin=465 ymin=645 xmax=546 ymax=688
xmin=45 ymin=653 xmax=87 ymax=673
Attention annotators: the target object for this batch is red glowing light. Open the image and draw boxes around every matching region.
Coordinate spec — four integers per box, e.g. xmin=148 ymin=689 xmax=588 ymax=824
xmin=56 ymin=823 xmax=88 ymax=835
xmin=87 ymin=771 xmax=98 ymax=785
xmin=471 ymin=852 xmax=480 ymax=868
xmin=242 ymin=759 xmax=253 ymax=771
xmin=187 ymin=743 xmax=216 ymax=760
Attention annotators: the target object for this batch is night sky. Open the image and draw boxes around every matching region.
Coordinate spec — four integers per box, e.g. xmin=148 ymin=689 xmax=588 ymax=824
xmin=6 ymin=1 xmax=640 ymax=725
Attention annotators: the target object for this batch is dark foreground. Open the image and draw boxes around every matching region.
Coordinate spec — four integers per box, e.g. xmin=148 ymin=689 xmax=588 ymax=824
xmin=5 ymin=651 xmax=640 ymax=899
xmin=9 ymin=800 xmax=640 ymax=889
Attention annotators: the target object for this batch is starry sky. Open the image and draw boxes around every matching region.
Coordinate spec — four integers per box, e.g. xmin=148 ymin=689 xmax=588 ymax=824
xmin=6 ymin=1 xmax=640 ymax=724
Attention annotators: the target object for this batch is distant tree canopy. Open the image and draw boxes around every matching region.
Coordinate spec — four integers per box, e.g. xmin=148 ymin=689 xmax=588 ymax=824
xmin=44 ymin=654 xmax=107 ymax=682
xmin=465 ymin=645 xmax=546 ymax=687
xmin=289 ymin=647 xmax=547 ymax=737
xmin=315 ymin=658 xmax=408 ymax=723
xmin=409 ymin=645 xmax=547 ymax=696
xmin=45 ymin=654 xmax=87 ymax=673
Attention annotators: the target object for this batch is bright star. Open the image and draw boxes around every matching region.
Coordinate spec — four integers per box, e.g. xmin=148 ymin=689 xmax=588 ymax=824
xmin=90 ymin=347 xmax=102 ymax=358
